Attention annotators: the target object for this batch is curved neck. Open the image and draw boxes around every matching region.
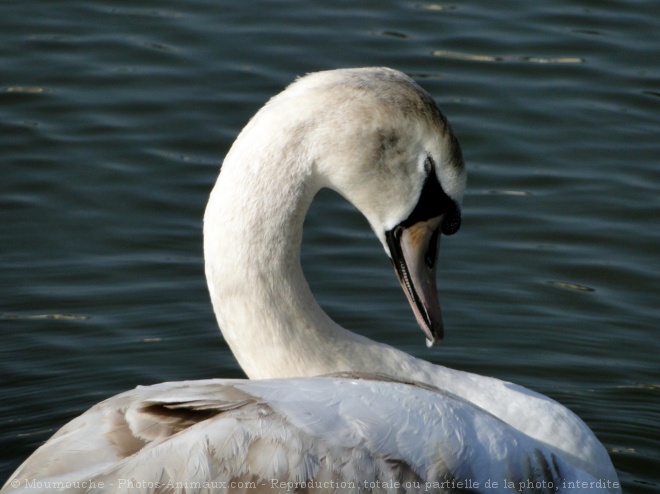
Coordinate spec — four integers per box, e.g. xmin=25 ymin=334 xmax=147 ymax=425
xmin=204 ymin=113 xmax=370 ymax=379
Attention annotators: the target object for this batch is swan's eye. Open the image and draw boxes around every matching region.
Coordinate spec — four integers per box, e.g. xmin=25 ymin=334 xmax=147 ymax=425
xmin=400 ymin=157 xmax=459 ymax=229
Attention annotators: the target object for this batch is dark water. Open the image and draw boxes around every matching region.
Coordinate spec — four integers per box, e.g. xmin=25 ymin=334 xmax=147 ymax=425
xmin=1 ymin=0 xmax=658 ymax=491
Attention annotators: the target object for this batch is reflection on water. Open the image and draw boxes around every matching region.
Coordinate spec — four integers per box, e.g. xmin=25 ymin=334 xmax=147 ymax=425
xmin=1 ymin=0 xmax=658 ymax=491
xmin=433 ymin=50 xmax=584 ymax=64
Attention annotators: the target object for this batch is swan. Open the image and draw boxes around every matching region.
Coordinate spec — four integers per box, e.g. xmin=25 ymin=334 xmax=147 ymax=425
xmin=2 ymin=67 xmax=620 ymax=493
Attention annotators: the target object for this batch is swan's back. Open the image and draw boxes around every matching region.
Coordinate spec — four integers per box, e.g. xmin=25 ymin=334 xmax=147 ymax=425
xmin=5 ymin=375 xmax=608 ymax=494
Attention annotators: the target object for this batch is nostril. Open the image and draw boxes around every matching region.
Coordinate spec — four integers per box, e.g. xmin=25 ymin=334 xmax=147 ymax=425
xmin=425 ymin=229 xmax=440 ymax=268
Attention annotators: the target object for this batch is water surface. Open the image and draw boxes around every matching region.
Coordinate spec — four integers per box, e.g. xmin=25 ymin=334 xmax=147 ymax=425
xmin=1 ymin=1 xmax=658 ymax=491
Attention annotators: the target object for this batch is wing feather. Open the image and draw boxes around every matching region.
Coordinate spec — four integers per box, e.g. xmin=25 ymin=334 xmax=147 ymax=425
xmin=3 ymin=376 xmax=610 ymax=494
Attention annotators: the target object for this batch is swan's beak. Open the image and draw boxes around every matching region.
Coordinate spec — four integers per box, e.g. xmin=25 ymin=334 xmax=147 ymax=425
xmin=385 ymin=216 xmax=444 ymax=347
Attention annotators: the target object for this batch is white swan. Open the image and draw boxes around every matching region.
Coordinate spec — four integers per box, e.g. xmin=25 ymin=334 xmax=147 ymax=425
xmin=2 ymin=67 xmax=620 ymax=493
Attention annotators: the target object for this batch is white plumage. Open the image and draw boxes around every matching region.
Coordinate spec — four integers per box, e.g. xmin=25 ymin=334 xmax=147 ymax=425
xmin=2 ymin=68 xmax=620 ymax=493
xmin=4 ymin=376 xmax=617 ymax=493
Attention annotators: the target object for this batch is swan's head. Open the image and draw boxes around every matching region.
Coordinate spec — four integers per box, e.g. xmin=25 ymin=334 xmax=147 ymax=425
xmin=275 ymin=68 xmax=466 ymax=346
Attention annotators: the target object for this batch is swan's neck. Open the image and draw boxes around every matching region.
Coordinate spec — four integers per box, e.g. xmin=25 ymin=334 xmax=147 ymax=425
xmin=204 ymin=114 xmax=378 ymax=379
